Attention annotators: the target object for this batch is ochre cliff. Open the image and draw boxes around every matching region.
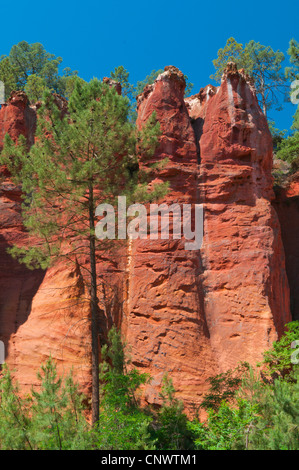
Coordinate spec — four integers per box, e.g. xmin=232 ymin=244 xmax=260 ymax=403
xmin=0 ymin=65 xmax=294 ymax=410
xmin=197 ymin=64 xmax=291 ymax=373
xmin=124 ymin=66 xmax=217 ymax=408
xmin=0 ymin=94 xmax=92 ymax=394
xmin=273 ymin=171 xmax=299 ymax=321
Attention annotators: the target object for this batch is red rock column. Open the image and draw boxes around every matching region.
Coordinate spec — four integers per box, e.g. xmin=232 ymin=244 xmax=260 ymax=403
xmin=0 ymin=91 xmax=36 ymax=151
xmin=123 ymin=67 xmax=217 ymax=409
xmin=199 ymin=64 xmax=291 ymax=371
xmin=273 ymin=173 xmax=299 ymax=321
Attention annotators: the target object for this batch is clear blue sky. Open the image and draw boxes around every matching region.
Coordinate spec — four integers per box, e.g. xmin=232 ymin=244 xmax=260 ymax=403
xmin=0 ymin=0 xmax=298 ymax=130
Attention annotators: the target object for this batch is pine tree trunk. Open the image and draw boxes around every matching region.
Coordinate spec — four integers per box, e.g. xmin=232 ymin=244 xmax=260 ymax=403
xmin=263 ymin=99 xmax=267 ymax=117
xmin=88 ymin=183 xmax=100 ymax=426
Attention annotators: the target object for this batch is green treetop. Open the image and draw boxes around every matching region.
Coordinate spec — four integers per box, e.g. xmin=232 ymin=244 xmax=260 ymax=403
xmin=212 ymin=37 xmax=287 ymax=117
xmin=285 ymin=38 xmax=299 ymax=82
xmin=0 ymin=41 xmax=81 ymax=102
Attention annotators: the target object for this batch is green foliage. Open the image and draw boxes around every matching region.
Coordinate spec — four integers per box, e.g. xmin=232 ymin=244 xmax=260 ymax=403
xmin=29 ymin=358 xmax=91 ymax=450
xmin=190 ymin=399 xmax=258 ymax=450
xmin=150 ymin=374 xmax=195 ymax=450
xmin=56 ymin=68 xmax=85 ymax=99
xmin=0 ymin=57 xmax=18 ymax=99
xmin=268 ymin=119 xmax=287 ymax=151
xmin=100 ymin=327 xmax=150 ymax=410
xmin=276 ymin=131 xmax=299 ymax=171
xmin=212 ymin=37 xmax=287 ymax=115
xmin=293 ymin=107 xmax=299 ymax=132
xmin=261 ymin=321 xmax=299 ymax=380
xmin=244 ymin=40 xmax=286 ymax=115
xmin=0 ymin=359 xmax=91 ymax=450
xmin=95 ymin=327 xmax=154 ymax=450
xmin=199 ymin=362 xmax=250 ymax=412
xmin=8 ymin=41 xmax=62 ymax=90
xmin=250 ymin=369 xmax=299 ymax=450
xmin=211 ymin=37 xmax=247 ymax=82
xmin=189 ymin=323 xmax=299 ymax=450
xmin=285 ymin=38 xmax=299 ymax=81
xmin=0 ymin=41 xmax=80 ymax=100
xmin=1 ymin=322 xmax=299 ymax=450
xmin=97 ymin=329 xmax=194 ymax=450
xmin=0 ymin=365 xmax=33 ymax=449
xmin=24 ymin=74 xmax=49 ymax=103
xmin=110 ymin=65 xmax=134 ymax=101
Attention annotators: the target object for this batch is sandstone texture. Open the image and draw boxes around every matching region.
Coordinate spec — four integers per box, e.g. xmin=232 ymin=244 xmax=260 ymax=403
xmin=123 ymin=64 xmax=291 ymax=409
xmin=0 ymin=94 xmax=92 ymax=393
xmin=198 ymin=63 xmax=291 ymax=374
xmin=124 ymin=66 xmax=217 ymax=408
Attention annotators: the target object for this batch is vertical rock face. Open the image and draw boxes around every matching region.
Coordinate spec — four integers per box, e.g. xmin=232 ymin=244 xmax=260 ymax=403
xmin=0 ymin=69 xmax=293 ymax=410
xmin=198 ymin=63 xmax=291 ymax=371
xmin=0 ymin=92 xmax=43 ymax=378
xmin=124 ymin=64 xmax=291 ymax=409
xmin=124 ymin=66 xmax=217 ymax=408
xmin=273 ymin=173 xmax=299 ymax=320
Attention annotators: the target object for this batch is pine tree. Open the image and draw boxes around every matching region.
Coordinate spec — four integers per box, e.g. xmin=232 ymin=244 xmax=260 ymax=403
xmin=0 ymin=79 xmax=162 ymax=426
xmin=0 ymin=41 xmax=80 ymax=100
xmin=30 ymin=358 xmax=91 ymax=449
xmin=0 ymin=365 xmax=33 ymax=449
xmin=24 ymin=74 xmax=49 ymax=103
xmin=212 ymin=38 xmax=287 ymax=116
xmin=285 ymin=38 xmax=299 ymax=82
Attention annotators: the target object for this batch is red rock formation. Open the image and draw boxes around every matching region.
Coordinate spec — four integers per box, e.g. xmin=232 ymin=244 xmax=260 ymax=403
xmin=102 ymin=77 xmax=122 ymax=95
xmin=0 ymin=91 xmax=36 ymax=151
xmin=0 ymin=92 xmax=92 ymax=394
xmin=0 ymin=69 xmax=293 ymax=411
xmin=185 ymin=84 xmax=217 ymax=160
xmin=198 ymin=63 xmax=291 ymax=372
xmin=0 ymin=92 xmax=41 ymax=367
